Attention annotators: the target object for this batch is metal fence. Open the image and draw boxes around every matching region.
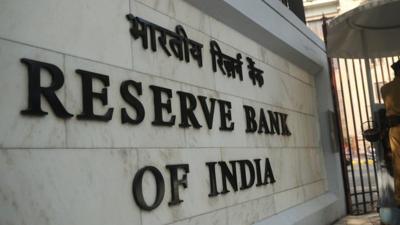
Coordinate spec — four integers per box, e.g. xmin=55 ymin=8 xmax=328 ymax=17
xmin=330 ymin=57 xmax=400 ymax=214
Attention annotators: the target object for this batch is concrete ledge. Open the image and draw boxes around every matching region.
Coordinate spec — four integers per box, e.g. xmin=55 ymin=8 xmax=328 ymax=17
xmin=254 ymin=193 xmax=340 ymax=225
xmin=260 ymin=0 xmax=324 ymax=49
xmin=183 ymin=0 xmax=325 ymax=75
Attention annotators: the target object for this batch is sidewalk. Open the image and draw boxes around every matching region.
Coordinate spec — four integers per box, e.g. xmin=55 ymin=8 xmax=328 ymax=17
xmin=333 ymin=213 xmax=381 ymax=225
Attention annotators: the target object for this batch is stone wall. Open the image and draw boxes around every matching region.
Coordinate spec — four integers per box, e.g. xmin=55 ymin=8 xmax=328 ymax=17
xmin=0 ymin=0 xmax=340 ymax=225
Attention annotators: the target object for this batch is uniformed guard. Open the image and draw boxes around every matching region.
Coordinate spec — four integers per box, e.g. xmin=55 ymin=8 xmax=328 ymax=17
xmin=381 ymin=60 xmax=400 ymax=206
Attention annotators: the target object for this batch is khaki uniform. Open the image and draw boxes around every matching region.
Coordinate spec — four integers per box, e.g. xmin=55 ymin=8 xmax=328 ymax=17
xmin=381 ymin=77 xmax=400 ymax=205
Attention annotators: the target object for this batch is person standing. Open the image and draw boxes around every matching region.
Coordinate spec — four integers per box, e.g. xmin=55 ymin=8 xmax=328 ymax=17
xmin=381 ymin=60 xmax=400 ymax=206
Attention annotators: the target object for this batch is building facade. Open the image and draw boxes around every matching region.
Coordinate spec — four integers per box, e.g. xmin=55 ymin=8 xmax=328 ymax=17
xmin=304 ymin=0 xmax=365 ymax=39
xmin=0 ymin=0 xmax=345 ymax=224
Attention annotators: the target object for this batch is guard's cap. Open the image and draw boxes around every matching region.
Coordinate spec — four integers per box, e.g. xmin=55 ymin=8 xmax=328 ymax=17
xmin=391 ymin=60 xmax=400 ymax=72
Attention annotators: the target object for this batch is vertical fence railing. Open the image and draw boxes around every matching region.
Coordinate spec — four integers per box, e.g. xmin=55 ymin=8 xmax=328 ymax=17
xmin=280 ymin=0 xmax=306 ymax=23
xmin=321 ymin=16 xmax=396 ymax=215
xmin=329 ymin=56 xmax=399 ymax=214
xmin=335 ymin=58 xmax=359 ymax=213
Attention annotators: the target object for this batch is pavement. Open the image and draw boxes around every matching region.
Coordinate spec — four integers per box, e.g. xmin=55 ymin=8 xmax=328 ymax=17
xmin=332 ymin=213 xmax=381 ymax=225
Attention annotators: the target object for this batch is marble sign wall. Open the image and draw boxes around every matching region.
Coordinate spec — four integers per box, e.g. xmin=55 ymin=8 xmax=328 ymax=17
xmin=0 ymin=0 xmax=328 ymax=225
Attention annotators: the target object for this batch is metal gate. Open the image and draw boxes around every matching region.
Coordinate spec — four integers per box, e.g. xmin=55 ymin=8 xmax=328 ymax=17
xmin=329 ymin=56 xmax=400 ymax=214
xmin=321 ymin=17 xmax=400 ymax=215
